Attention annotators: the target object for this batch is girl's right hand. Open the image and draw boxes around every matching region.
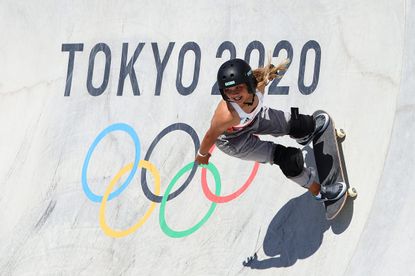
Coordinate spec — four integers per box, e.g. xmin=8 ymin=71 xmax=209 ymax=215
xmin=195 ymin=152 xmax=211 ymax=165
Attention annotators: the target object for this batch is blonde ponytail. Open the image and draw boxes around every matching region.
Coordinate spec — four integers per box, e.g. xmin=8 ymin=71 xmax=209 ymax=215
xmin=253 ymin=58 xmax=290 ymax=91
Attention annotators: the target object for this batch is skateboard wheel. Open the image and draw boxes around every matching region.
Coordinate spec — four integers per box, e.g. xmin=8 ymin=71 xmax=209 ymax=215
xmin=347 ymin=187 xmax=357 ymax=198
xmin=336 ymin=128 xmax=346 ymax=139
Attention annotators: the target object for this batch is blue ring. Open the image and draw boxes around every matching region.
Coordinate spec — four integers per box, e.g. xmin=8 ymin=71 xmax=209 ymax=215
xmin=82 ymin=123 xmax=140 ymax=202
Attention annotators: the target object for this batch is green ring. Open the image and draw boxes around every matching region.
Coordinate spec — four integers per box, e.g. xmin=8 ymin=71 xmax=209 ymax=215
xmin=159 ymin=162 xmax=221 ymax=238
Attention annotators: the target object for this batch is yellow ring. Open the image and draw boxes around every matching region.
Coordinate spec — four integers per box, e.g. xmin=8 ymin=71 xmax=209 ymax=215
xmin=99 ymin=160 xmax=161 ymax=238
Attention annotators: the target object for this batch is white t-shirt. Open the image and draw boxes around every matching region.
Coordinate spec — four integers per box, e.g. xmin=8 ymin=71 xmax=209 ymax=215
xmin=229 ymin=91 xmax=263 ymax=130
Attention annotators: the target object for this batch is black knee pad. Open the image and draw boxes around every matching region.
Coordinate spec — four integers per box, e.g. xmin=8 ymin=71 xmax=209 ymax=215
xmin=273 ymin=145 xmax=304 ymax=177
xmin=288 ymin=107 xmax=315 ymax=138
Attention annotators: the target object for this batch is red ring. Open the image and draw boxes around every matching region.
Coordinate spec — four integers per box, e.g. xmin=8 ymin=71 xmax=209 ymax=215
xmin=201 ymin=145 xmax=259 ymax=203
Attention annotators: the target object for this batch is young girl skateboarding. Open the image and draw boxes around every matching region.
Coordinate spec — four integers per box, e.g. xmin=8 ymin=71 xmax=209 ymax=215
xmin=195 ymin=58 xmax=346 ymax=201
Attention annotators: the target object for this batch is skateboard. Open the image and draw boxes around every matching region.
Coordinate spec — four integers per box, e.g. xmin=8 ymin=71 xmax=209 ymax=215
xmin=312 ymin=110 xmax=357 ymax=220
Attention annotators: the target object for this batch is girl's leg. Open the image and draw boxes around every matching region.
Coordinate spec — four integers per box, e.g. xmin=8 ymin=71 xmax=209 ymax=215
xmin=256 ymin=107 xmax=329 ymax=146
xmin=288 ymin=167 xmax=320 ymax=195
xmin=216 ymin=134 xmax=275 ymax=164
xmin=216 ymin=134 xmax=320 ymax=194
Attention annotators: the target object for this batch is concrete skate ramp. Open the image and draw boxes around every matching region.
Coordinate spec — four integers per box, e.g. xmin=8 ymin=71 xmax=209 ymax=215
xmin=0 ymin=0 xmax=413 ymax=275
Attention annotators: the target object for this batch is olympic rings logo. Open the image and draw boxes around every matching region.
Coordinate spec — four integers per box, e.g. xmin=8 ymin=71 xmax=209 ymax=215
xmin=82 ymin=122 xmax=259 ymax=238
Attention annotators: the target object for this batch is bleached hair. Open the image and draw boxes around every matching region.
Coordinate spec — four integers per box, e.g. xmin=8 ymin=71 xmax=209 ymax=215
xmin=253 ymin=57 xmax=290 ymax=91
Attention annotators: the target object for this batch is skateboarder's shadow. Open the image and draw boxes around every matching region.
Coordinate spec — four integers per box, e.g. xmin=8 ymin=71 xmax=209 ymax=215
xmin=243 ymin=146 xmax=354 ymax=269
xmin=243 ymin=192 xmax=329 ymax=269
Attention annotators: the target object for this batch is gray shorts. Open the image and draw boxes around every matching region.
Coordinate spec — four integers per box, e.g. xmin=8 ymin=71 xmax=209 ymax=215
xmin=215 ymin=107 xmax=315 ymax=188
xmin=215 ymin=107 xmax=290 ymax=164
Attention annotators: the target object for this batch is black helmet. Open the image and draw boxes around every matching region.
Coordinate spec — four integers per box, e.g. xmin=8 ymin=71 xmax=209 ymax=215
xmin=217 ymin=58 xmax=257 ymax=101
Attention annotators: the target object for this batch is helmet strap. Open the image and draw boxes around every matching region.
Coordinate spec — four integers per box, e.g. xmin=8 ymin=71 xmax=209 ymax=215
xmin=244 ymin=94 xmax=256 ymax=106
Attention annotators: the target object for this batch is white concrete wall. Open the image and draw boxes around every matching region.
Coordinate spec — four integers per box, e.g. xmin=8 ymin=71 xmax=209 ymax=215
xmin=0 ymin=0 xmax=411 ymax=275
xmin=347 ymin=1 xmax=415 ymax=275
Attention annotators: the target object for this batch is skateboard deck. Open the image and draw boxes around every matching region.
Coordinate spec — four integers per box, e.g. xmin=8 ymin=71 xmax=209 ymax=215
xmin=312 ymin=110 xmax=355 ymax=220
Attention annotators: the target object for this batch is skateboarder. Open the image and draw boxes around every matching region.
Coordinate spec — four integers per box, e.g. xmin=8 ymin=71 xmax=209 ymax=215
xmin=195 ymin=58 xmax=346 ymax=202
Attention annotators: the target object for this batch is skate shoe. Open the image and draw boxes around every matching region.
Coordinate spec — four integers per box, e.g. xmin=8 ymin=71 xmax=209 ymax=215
xmin=297 ymin=112 xmax=330 ymax=146
xmin=314 ymin=181 xmax=347 ymax=202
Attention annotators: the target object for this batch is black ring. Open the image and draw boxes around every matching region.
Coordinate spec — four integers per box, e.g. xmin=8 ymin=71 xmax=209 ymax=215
xmin=141 ymin=123 xmax=200 ymax=203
